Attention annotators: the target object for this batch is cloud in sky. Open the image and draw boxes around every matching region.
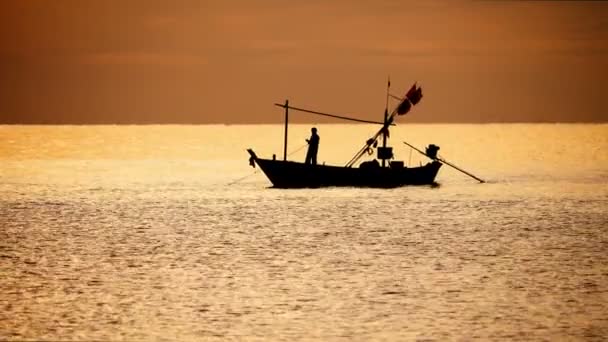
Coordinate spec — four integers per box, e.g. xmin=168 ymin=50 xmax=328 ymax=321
xmin=81 ymin=52 xmax=207 ymax=66
xmin=0 ymin=0 xmax=607 ymax=123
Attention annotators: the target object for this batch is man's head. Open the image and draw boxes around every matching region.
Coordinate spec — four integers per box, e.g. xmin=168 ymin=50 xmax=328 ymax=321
xmin=311 ymin=127 xmax=317 ymax=133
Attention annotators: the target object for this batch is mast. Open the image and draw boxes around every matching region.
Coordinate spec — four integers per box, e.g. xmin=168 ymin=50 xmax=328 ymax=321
xmin=382 ymin=77 xmax=390 ymax=168
xmin=346 ymin=78 xmax=398 ymax=168
xmin=283 ymin=99 xmax=289 ymax=161
xmin=382 ymin=109 xmax=388 ymax=167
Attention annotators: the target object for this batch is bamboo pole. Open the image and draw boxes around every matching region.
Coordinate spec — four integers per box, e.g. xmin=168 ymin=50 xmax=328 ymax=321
xmin=273 ymin=103 xmax=391 ymax=125
xmin=402 ymin=141 xmax=485 ymax=183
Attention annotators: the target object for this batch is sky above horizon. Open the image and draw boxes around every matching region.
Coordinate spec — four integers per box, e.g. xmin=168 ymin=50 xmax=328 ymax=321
xmin=1 ymin=0 xmax=607 ymax=124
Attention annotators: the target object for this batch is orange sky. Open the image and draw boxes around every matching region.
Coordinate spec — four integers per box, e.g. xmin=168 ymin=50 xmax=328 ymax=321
xmin=1 ymin=0 xmax=606 ymax=124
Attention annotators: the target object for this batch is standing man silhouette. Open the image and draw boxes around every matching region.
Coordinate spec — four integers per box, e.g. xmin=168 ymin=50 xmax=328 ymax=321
xmin=305 ymin=127 xmax=320 ymax=165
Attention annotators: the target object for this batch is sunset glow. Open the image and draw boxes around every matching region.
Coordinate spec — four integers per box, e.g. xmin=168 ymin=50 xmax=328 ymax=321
xmin=1 ymin=0 xmax=606 ymax=124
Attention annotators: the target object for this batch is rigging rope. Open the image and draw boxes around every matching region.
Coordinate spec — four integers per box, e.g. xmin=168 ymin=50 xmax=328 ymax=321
xmin=226 ymin=170 xmax=259 ymax=186
xmin=287 ymin=142 xmax=308 ymax=157
xmin=274 ymin=103 xmax=391 ymax=125
xmin=345 ymin=105 xmax=401 ymax=167
xmin=227 ymin=143 xmax=309 ymax=186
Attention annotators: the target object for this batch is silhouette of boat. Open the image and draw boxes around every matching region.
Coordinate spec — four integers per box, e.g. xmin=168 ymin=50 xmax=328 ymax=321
xmin=247 ymin=82 xmax=444 ymax=188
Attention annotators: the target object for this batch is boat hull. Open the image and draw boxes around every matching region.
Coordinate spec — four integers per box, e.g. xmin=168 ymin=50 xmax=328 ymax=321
xmin=248 ymin=150 xmax=442 ymax=188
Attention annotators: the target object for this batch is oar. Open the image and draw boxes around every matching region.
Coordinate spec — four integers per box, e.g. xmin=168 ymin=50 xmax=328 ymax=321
xmin=403 ymin=141 xmax=485 ymax=183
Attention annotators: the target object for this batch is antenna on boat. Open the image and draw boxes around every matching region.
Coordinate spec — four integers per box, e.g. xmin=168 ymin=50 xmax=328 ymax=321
xmin=381 ymin=76 xmax=391 ymax=167
xmin=385 ymin=76 xmax=391 ymax=114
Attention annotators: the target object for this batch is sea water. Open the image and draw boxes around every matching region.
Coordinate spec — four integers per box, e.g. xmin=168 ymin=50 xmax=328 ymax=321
xmin=1 ymin=124 xmax=607 ymax=340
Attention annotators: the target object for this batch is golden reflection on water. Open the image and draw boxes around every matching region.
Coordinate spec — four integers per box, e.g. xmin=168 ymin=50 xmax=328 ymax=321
xmin=1 ymin=124 xmax=607 ymax=340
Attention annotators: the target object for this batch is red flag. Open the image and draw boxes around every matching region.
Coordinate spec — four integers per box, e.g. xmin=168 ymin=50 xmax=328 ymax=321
xmin=405 ymin=83 xmax=417 ymax=99
xmin=396 ymin=84 xmax=416 ymax=115
xmin=409 ymin=86 xmax=423 ymax=105
xmin=396 ymin=98 xmax=411 ymax=115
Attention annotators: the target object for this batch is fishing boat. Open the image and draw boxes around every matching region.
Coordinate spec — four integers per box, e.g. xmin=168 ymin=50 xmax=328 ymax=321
xmin=247 ymin=81 xmax=483 ymax=188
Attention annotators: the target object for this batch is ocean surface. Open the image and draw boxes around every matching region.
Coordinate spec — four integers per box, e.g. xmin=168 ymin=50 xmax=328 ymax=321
xmin=1 ymin=124 xmax=607 ymax=341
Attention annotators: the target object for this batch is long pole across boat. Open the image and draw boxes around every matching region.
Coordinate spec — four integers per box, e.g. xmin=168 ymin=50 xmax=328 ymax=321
xmin=402 ymin=141 xmax=485 ymax=183
xmin=275 ymin=100 xmax=390 ymax=163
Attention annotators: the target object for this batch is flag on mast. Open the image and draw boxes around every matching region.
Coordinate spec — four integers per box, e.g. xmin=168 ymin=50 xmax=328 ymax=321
xmin=396 ymin=98 xmax=412 ymax=115
xmin=408 ymin=85 xmax=423 ymax=105
xmin=405 ymin=83 xmax=417 ymax=99
xmin=396 ymin=83 xmax=415 ymax=115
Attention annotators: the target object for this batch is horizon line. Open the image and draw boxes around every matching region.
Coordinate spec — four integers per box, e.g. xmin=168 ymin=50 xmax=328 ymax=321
xmin=2 ymin=121 xmax=607 ymax=126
